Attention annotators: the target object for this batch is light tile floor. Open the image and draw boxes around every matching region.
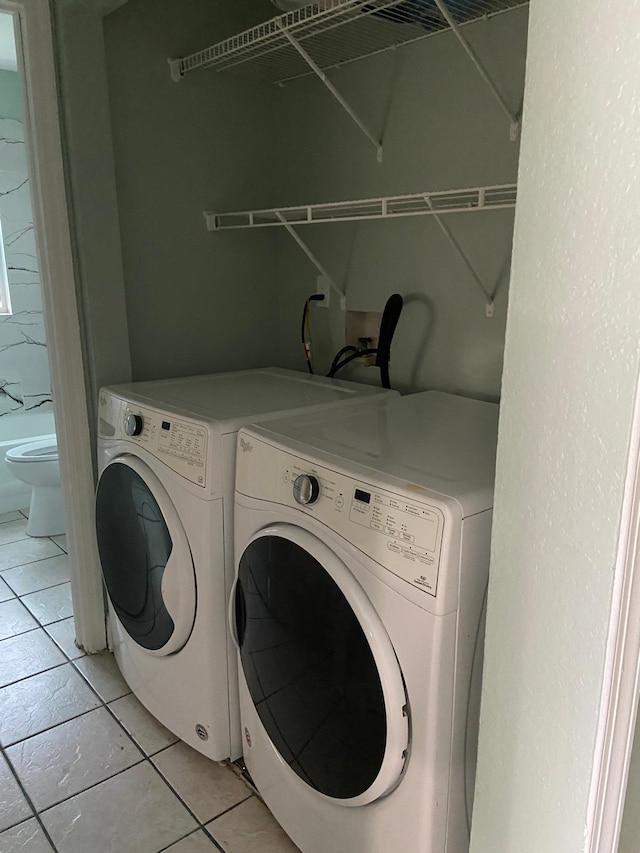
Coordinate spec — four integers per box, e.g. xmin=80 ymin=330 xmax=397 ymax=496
xmin=0 ymin=510 xmax=300 ymax=853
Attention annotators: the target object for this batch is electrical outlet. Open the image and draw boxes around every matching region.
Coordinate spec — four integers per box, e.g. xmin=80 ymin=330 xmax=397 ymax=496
xmin=316 ymin=275 xmax=330 ymax=308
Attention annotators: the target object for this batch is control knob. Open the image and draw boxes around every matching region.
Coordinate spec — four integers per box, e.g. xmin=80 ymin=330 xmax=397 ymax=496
xmin=293 ymin=474 xmax=320 ymax=506
xmin=124 ymin=413 xmax=143 ymax=437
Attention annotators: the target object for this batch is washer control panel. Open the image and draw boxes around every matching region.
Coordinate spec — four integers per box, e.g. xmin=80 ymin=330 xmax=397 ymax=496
xmin=293 ymin=467 xmax=442 ymax=595
xmin=237 ymin=436 xmax=445 ymax=596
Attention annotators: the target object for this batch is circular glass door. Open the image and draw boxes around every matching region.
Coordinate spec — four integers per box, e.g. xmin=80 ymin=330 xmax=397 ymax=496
xmin=96 ymin=455 xmax=196 ymax=656
xmin=233 ymin=524 xmax=408 ymax=806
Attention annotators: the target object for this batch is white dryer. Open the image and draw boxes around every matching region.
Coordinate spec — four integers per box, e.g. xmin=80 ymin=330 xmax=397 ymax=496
xmin=95 ymin=368 xmax=396 ymax=762
xmin=231 ymin=391 xmax=499 ymax=853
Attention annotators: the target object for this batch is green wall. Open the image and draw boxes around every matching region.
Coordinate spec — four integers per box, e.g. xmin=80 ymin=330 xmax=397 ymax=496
xmin=103 ymin=0 xmax=280 ymax=382
xmin=0 ymin=69 xmax=22 ymax=121
xmin=102 ymin=1 xmax=528 ymax=397
xmin=273 ymin=9 xmax=529 ymax=400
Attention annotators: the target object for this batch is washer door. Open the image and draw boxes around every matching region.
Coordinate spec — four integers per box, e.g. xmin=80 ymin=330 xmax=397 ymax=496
xmin=96 ymin=455 xmax=196 ymax=656
xmin=233 ymin=524 xmax=408 ymax=806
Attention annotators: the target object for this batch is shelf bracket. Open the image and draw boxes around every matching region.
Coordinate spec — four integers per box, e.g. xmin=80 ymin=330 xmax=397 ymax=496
xmin=274 ymin=212 xmax=346 ymax=308
xmin=423 ymin=196 xmax=494 ymax=314
xmin=274 ymin=19 xmax=383 ymax=163
xmin=167 ymin=58 xmax=183 ymax=82
xmin=432 ymin=0 xmax=520 ymax=139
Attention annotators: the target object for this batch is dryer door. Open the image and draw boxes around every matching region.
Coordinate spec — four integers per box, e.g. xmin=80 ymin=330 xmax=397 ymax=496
xmin=96 ymin=455 xmax=196 ymax=656
xmin=233 ymin=523 xmax=409 ymax=807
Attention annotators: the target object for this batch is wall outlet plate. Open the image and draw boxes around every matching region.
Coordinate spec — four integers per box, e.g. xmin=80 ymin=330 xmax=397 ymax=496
xmin=345 ymin=310 xmax=381 ymax=366
xmin=316 ymin=275 xmax=330 ymax=308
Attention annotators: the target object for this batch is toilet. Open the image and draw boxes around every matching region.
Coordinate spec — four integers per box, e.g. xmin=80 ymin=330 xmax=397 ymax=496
xmin=5 ymin=435 xmax=65 ymax=537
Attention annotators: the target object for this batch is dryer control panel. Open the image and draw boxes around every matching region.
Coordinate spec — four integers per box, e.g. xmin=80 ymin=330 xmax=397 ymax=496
xmin=99 ymin=392 xmax=208 ymax=487
xmin=236 ymin=434 xmax=446 ymax=596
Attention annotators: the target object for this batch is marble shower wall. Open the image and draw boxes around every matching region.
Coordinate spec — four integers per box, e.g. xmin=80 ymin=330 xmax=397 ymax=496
xmin=0 ymin=117 xmax=52 ymax=418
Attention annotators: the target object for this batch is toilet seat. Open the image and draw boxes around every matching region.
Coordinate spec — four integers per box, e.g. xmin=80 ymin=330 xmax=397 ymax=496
xmin=5 ymin=435 xmax=58 ymax=463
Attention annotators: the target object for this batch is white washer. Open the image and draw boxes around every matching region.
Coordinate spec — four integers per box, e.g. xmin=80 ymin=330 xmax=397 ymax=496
xmin=95 ymin=367 xmax=396 ymax=762
xmin=231 ymin=391 xmax=499 ymax=853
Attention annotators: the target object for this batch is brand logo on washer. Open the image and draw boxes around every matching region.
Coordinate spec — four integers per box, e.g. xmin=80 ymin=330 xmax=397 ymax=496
xmin=244 ymin=727 xmax=252 ymax=748
xmin=239 ymin=438 xmax=253 ymax=453
xmin=195 ymin=724 xmax=209 ymax=741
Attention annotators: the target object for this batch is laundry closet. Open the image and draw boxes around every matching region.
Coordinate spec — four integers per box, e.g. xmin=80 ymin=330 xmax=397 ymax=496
xmin=99 ymin=0 xmax=529 ymax=397
xmin=45 ymin=3 xmax=640 ymax=852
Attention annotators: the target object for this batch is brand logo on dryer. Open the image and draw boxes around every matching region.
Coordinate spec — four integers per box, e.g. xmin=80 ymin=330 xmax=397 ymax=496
xmin=239 ymin=437 xmax=253 ymax=453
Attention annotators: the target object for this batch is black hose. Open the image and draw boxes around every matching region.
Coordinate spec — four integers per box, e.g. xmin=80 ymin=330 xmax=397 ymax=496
xmin=300 ymin=294 xmax=326 ymax=374
xmin=375 ymin=293 xmax=403 ymax=389
xmin=329 ymin=348 xmax=378 ymax=378
xmin=300 ymin=299 xmax=312 ymax=373
xmin=327 ymin=345 xmax=359 ymax=378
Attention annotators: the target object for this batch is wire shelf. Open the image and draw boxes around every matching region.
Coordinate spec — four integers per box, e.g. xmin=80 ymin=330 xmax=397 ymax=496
xmin=170 ymin=0 xmax=528 ymax=84
xmin=205 ymin=183 xmax=517 ymax=230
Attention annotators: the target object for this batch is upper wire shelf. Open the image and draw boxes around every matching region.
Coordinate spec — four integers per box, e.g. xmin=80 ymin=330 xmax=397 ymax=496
xmin=170 ymin=0 xmax=527 ymax=85
xmin=205 ymin=183 xmax=517 ymax=230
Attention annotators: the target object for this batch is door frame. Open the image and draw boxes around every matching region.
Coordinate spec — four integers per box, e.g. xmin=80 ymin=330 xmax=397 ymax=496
xmin=588 ymin=377 xmax=640 ymax=851
xmin=4 ymin=0 xmax=106 ymax=652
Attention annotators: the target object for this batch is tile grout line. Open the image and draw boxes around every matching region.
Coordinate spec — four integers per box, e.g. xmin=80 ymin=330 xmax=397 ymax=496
xmin=2 ymin=700 xmax=110 ymax=750
xmin=1 ymin=578 xmax=74 ymax=598
xmin=0 ymin=532 xmax=71 ymax=852
xmin=52 ymin=657 xmax=238 ymax=840
xmin=1 ymin=639 xmax=150 ymax=832
xmin=200 ymin=792 xmax=255 ymax=834
xmin=146 ymin=745 xmax=231 ymax=834
xmin=143 ymin=754 xmax=227 ymax=853
xmin=0 ymin=653 xmax=71 ymax=691
xmin=0 ymin=529 xmax=76 ymax=676
xmin=0 ymin=612 xmax=74 ymax=648
xmin=0 ymin=540 xmax=68 ymax=560
xmin=0 ymin=595 xmax=79 ymax=690
xmin=0 ymin=603 xmax=75 ymax=644
xmin=0 ymin=742 xmax=61 ymax=853
xmin=98 ymin=695 xmax=253 ymax=851
xmin=3 ymin=644 xmax=251 ymax=851
xmin=13 ymin=738 xmax=234 ymax=853
xmin=0 ymin=542 xmax=67 ymax=572
xmin=156 ymin=827 xmax=225 ymax=853
xmin=1 ymin=534 xmax=245 ymax=853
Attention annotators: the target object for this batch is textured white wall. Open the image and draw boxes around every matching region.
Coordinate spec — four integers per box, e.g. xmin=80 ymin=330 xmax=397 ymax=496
xmin=471 ymin=1 xmax=640 ymax=851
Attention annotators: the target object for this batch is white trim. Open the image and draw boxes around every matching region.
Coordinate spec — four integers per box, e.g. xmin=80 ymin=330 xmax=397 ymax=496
xmin=8 ymin=0 xmax=106 ymax=652
xmin=587 ymin=370 xmax=640 ymax=851
xmin=0 ymin=216 xmax=13 ymax=315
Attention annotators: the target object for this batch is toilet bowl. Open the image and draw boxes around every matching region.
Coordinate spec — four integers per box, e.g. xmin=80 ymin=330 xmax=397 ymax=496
xmin=5 ymin=435 xmax=65 ymax=537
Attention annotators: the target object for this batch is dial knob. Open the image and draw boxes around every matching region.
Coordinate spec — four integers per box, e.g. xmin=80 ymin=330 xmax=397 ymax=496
xmin=293 ymin=474 xmax=320 ymax=506
xmin=124 ymin=413 xmax=143 ymax=437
